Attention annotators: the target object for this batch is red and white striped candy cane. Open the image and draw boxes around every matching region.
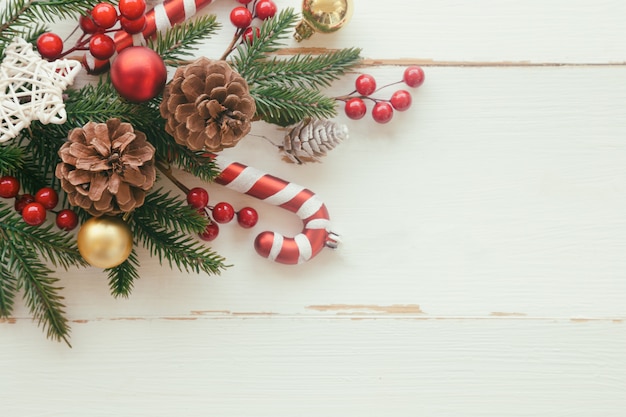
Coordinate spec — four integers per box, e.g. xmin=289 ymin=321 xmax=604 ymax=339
xmin=84 ymin=0 xmax=217 ymax=73
xmin=213 ymin=155 xmax=339 ymax=265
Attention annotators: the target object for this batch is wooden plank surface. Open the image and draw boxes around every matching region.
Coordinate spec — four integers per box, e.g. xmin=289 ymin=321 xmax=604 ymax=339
xmin=2 ymin=0 xmax=626 ymax=415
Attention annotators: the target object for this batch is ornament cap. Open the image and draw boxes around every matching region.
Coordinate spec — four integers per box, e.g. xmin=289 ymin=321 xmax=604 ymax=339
xmin=294 ymin=0 xmax=354 ymax=42
xmin=294 ymin=20 xmax=315 ymax=42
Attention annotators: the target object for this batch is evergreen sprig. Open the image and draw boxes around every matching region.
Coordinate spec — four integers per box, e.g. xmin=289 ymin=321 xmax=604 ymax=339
xmin=106 ymin=249 xmax=140 ymax=298
xmin=0 ymin=145 xmax=24 ymax=174
xmin=149 ymin=14 xmax=220 ymax=65
xmin=140 ymin=189 xmax=210 ymax=235
xmin=252 ymin=86 xmax=337 ymax=127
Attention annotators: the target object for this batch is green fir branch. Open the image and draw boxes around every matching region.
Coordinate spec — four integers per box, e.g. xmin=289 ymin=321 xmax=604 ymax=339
xmin=251 ymin=86 xmax=337 ymax=126
xmin=248 ymin=48 xmax=362 ymax=90
xmin=137 ymin=190 xmax=209 ymax=235
xmin=0 ymin=144 xmax=24 ymax=174
xmin=0 ymin=258 xmax=18 ymax=317
xmin=149 ymin=14 xmax=220 ymax=65
xmin=105 ymin=249 xmax=140 ymax=298
xmin=131 ymin=214 xmax=227 ymax=276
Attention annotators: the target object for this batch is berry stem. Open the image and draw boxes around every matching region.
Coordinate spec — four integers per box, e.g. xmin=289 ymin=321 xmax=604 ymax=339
xmin=155 ymin=160 xmax=191 ymax=195
xmin=219 ymin=27 xmax=244 ymax=61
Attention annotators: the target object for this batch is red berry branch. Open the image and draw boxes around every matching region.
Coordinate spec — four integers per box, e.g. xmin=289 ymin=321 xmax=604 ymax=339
xmin=219 ymin=0 xmax=278 ymax=60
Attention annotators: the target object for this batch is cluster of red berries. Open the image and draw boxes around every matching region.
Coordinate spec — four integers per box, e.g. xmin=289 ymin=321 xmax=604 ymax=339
xmin=36 ymin=0 xmax=147 ymax=61
xmin=186 ymin=187 xmax=258 ymax=242
xmin=0 ymin=176 xmax=78 ymax=230
xmin=342 ymin=66 xmax=425 ymax=124
xmin=229 ymin=0 xmax=278 ymax=44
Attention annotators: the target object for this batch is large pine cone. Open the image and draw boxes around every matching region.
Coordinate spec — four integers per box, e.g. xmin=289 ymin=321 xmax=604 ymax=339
xmin=159 ymin=57 xmax=256 ymax=151
xmin=55 ymin=118 xmax=156 ymax=216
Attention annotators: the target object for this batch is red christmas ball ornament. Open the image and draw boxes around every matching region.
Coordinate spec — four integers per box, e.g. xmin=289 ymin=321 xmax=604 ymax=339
xmin=110 ymin=46 xmax=167 ymax=102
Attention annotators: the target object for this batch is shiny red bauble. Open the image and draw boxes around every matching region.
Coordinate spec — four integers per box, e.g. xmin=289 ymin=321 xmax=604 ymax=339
xmin=110 ymin=46 xmax=167 ymax=102
xmin=344 ymin=97 xmax=367 ymax=120
xmin=355 ymin=74 xmax=377 ymax=96
xmin=35 ymin=187 xmax=59 ymax=210
xmin=56 ymin=209 xmax=79 ymax=231
xmin=390 ymin=90 xmax=412 ymax=111
xmin=199 ymin=221 xmax=219 ymax=241
xmin=119 ymin=0 xmax=146 ymax=20
xmin=256 ymin=0 xmax=277 ymax=20
xmin=230 ymin=6 xmax=253 ymax=28
xmin=14 ymin=194 xmax=34 ymax=213
xmin=91 ymin=3 xmax=118 ymax=29
xmin=187 ymin=187 xmax=209 ymax=209
xmin=403 ymin=66 xmax=425 ymax=88
xmin=36 ymin=33 xmax=63 ymax=60
xmin=237 ymin=207 xmax=258 ymax=228
xmin=372 ymin=101 xmax=394 ymax=124
xmin=212 ymin=202 xmax=235 ymax=224
xmin=22 ymin=202 xmax=47 ymax=226
xmin=0 ymin=176 xmax=20 ymax=198
xmin=89 ymin=33 xmax=116 ymax=60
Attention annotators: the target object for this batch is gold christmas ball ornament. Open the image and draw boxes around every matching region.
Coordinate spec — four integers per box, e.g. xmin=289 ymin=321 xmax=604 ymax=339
xmin=295 ymin=0 xmax=354 ymax=42
xmin=77 ymin=216 xmax=133 ymax=269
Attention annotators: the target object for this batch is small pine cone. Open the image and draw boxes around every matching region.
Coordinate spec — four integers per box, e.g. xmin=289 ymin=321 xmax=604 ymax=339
xmin=282 ymin=118 xmax=349 ymax=164
xmin=55 ymin=118 xmax=156 ymax=216
xmin=159 ymin=57 xmax=256 ymax=152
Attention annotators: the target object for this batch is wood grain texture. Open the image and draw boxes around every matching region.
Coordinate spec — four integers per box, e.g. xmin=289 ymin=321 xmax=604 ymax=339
xmin=2 ymin=0 xmax=626 ymax=415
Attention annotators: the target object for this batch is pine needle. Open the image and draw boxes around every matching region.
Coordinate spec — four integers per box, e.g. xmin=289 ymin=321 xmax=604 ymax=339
xmin=106 ymin=250 xmax=140 ymax=298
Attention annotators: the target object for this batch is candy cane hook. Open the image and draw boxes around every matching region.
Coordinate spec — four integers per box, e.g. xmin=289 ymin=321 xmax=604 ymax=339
xmin=212 ymin=155 xmax=339 ymax=264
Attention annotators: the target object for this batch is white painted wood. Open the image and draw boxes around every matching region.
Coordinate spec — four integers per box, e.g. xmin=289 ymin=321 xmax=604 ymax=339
xmin=3 ymin=0 xmax=626 ymax=416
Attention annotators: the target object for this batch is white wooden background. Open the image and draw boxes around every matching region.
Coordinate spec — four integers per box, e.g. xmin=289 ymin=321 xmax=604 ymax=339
xmin=2 ymin=0 xmax=626 ymax=415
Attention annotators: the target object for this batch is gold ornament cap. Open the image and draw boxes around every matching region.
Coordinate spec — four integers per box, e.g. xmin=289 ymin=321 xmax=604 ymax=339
xmin=295 ymin=0 xmax=354 ymax=42
xmin=77 ymin=216 xmax=133 ymax=269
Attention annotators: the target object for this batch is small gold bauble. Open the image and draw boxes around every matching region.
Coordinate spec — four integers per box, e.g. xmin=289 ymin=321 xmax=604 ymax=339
xmin=77 ymin=216 xmax=133 ymax=269
xmin=295 ymin=0 xmax=354 ymax=42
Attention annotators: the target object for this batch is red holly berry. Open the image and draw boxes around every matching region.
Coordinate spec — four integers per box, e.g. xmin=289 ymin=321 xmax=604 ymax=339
xmin=355 ymin=74 xmax=377 ymax=96
xmin=242 ymin=26 xmax=260 ymax=44
xmin=35 ymin=187 xmax=59 ymax=210
xmin=255 ymin=0 xmax=277 ymax=20
xmin=212 ymin=202 xmax=235 ymax=223
xmin=230 ymin=6 xmax=253 ymax=29
xmin=56 ymin=209 xmax=79 ymax=231
xmin=89 ymin=33 xmax=116 ymax=60
xmin=237 ymin=0 xmax=253 ymax=3
xmin=119 ymin=0 xmax=146 ymax=20
xmin=199 ymin=221 xmax=219 ymax=241
xmin=403 ymin=66 xmax=425 ymax=88
xmin=372 ymin=101 xmax=394 ymax=124
xmin=120 ymin=15 xmax=147 ymax=34
xmin=91 ymin=3 xmax=118 ymax=29
xmin=390 ymin=90 xmax=412 ymax=111
xmin=237 ymin=207 xmax=258 ymax=228
xmin=14 ymin=194 xmax=34 ymax=213
xmin=187 ymin=187 xmax=209 ymax=209
xmin=22 ymin=202 xmax=47 ymax=226
xmin=0 ymin=176 xmax=20 ymax=198
xmin=79 ymin=13 xmax=100 ymax=34
xmin=36 ymin=33 xmax=63 ymax=60
xmin=344 ymin=97 xmax=367 ymax=120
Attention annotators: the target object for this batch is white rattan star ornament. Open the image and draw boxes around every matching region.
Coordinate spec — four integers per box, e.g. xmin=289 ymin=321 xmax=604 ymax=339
xmin=0 ymin=38 xmax=81 ymax=143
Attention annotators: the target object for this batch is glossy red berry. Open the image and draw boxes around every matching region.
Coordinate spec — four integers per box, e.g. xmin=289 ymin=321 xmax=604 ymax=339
xmin=22 ymin=202 xmax=47 ymax=226
xmin=242 ymin=26 xmax=260 ymax=44
xmin=199 ymin=221 xmax=219 ymax=241
xmin=355 ymin=74 xmax=376 ymax=96
xmin=91 ymin=3 xmax=118 ymax=29
xmin=237 ymin=207 xmax=258 ymax=228
xmin=187 ymin=187 xmax=209 ymax=209
xmin=403 ymin=66 xmax=425 ymax=88
xmin=372 ymin=101 xmax=394 ymax=124
xmin=390 ymin=90 xmax=412 ymax=111
xmin=120 ymin=15 xmax=147 ymax=34
xmin=89 ymin=33 xmax=116 ymax=60
xmin=36 ymin=33 xmax=63 ymax=60
xmin=255 ymin=0 xmax=277 ymax=20
xmin=79 ymin=13 xmax=100 ymax=34
xmin=14 ymin=194 xmax=34 ymax=213
xmin=119 ymin=0 xmax=146 ymax=20
xmin=212 ymin=202 xmax=235 ymax=224
xmin=344 ymin=97 xmax=367 ymax=120
xmin=35 ymin=187 xmax=59 ymax=210
xmin=0 ymin=176 xmax=20 ymax=198
xmin=56 ymin=209 xmax=79 ymax=231
xmin=237 ymin=0 xmax=253 ymax=3
xmin=230 ymin=6 xmax=253 ymax=28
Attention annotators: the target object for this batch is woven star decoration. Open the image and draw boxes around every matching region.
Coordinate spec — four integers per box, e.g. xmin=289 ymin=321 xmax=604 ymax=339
xmin=0 ymin=38 xmax=81 ymax=143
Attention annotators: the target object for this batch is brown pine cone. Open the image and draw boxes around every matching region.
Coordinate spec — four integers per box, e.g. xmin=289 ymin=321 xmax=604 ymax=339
xmin=159 ymin=57 xmax=256 ymax=151
xmin=55 ymin=118 xmax=156 ymax=216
